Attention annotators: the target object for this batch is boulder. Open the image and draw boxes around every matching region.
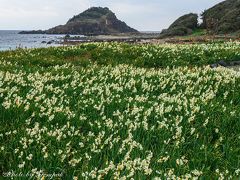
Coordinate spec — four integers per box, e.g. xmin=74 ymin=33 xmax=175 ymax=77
xmin=210 ymin=60 xmax=240 ymax=68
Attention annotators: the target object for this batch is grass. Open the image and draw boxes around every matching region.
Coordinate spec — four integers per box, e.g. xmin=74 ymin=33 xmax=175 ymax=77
xmin=0 ymin=42 xmax=240 ymax=179
xmin=1 ymin=41 xmax=240 ymax=69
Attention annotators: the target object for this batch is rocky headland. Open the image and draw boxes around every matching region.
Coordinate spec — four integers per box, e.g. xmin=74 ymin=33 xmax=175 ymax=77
xmin=19 ymin=7 xmax=139 ymax=35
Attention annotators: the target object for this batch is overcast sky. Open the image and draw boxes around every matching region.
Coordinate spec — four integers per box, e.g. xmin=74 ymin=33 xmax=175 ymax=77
xmin=0 ymin=0 xmax=224 ymax=31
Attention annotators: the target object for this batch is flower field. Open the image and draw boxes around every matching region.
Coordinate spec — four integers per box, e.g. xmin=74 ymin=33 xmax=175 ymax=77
xmin=0 ymin=42 xmax=240 ymax=179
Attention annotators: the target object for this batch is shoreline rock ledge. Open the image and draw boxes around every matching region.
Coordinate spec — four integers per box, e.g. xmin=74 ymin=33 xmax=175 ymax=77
xmin=19 ymin=7 xmax=139 ymax=35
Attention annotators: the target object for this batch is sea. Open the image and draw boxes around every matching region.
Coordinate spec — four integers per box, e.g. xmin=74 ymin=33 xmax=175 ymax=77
xmin=0 ymin=30 xmax=161 ymax=51
xmin=0 ymin=30 xmax=66 ymax=51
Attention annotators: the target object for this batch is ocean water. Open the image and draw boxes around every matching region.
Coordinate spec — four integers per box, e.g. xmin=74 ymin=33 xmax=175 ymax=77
xmin=0 ymin=30 xmax=161 ymax=51
xmin=0 ymin=30 xmax=66 ymax=51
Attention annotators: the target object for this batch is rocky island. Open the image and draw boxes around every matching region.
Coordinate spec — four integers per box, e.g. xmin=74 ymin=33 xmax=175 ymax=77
xmin=19 ymin=7 xmax=139 ymax=35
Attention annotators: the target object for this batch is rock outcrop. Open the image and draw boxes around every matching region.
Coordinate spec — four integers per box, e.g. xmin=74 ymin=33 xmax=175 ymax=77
xmin=160 ymin=13 xmax=198 ymax=37
xmin=19 ymin=7 xmax=138 ymax=35
xmin=201 ymin=0 xmax=240 ymax=34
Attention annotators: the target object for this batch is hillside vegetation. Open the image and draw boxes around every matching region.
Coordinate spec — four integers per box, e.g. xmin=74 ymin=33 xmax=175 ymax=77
xmin=161 ymin=13 xmax=198 ymax=37
xmin=161 ymin=0 xmax=240 ymax=37
xmin=202 ymin=0 xmax=240 ymax=34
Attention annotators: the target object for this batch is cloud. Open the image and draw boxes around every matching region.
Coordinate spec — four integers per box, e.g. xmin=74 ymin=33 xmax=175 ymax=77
xmin=109 ymin=2 xmax=159 ymax=14
xmin=0 ymin=7 xmax=58 ymax=18
xmin=0 ymin=0 xmax=91 ymax=29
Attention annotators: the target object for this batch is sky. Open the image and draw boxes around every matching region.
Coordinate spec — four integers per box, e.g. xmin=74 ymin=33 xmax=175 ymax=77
xmin=0 ymin=0 xmax=224 ymax=31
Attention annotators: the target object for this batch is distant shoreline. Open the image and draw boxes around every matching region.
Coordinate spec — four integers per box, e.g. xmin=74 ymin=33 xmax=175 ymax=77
xmin=1 ymin=30 xmax=240 ymax=52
